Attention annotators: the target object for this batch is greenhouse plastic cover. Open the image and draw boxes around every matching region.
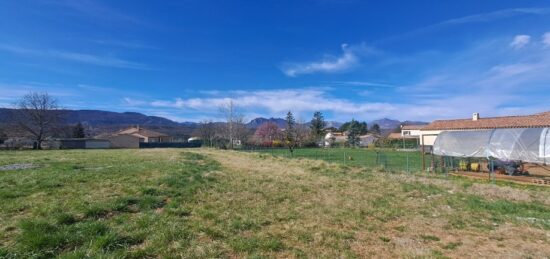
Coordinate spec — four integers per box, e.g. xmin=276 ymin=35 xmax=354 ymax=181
xmin=433 ymin=128 xmax=549 ymax=164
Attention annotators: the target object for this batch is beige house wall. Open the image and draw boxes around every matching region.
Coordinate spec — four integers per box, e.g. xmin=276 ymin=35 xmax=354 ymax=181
xmin=418 ymin=130 xmax=442 ymax=146
xmin=108 ymin=135 xmax=140 ymax=148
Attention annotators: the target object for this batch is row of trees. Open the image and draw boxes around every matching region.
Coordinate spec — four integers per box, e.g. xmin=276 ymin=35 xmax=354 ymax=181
xmin=197 ymin=104 xmax=328 ymax=151
xmin=198 ymin=101 xmax=382 ymax=150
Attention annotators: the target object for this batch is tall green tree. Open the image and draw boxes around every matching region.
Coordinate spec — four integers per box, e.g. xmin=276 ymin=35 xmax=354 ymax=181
xmin=339 ymin=120 xmax=368 ymax=134
xmin=347 ymin=119 xmax=361 ymax=147
xmin=370 ymin=123 xmax=381 ymax=135
xmin=285 ymin=111 xmax=296 ymax=155
xmin=72 ymin=122 xmax=86 ymax=138
xmin=309 ymin=111 xmax=326 ymax=144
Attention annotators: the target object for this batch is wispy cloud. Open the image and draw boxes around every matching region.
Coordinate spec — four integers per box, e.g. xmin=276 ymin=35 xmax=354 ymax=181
xmin=440 ymin=8 xmax=550 ymax=25
xmin=125 ymin=88 xmax=399 ymax=121
xmin=510 ymin=35 xmax=530 ymax=49
xmin=52 ymin=0 xmax=142 ymax=24
xmin=332 ymin=81 xmax=395 ymax=88
xmin=123 ymin=36 xmax=550 ymax=121
xmin=91 ymin=39 xmax=156 ymax=49
xmin=0 ymin=82 xmax=77 ymax=107
xmin=400 ymin=37 xmax=550 ymax=118
xmin=281 ymin=44 xmax=373 ymax=77
xmin=543 ymin=32 xmax=550 ymax=47
xmin=379 ymin=7 xmax=550 ymax=44
xmin=0 ymin=44 xmax=148 ymax=69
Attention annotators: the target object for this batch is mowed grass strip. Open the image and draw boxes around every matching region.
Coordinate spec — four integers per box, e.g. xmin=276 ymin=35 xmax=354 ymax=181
xmin=1 ymin=148 xmax=550 ymax=258
xmin=249 ymin=147 xmax=432 ymax=172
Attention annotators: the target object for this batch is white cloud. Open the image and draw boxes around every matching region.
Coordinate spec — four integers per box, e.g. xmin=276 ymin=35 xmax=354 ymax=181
xmin=543 ymin=32 xmax=550 ymax=47
xmin=281 ymin=44 xmax=362 ymax=77
xmin=332 ymin=81 xmax=395 ymax=88
xmin=129 ymin=88 xmax=400 ymax=121
xmin=126 ymin=37 xmax=550 ymax=122
xmin=0 ymin=44 xmax=148 ymax=69
xmin=510 ymin=35 xmax=530 ymax=49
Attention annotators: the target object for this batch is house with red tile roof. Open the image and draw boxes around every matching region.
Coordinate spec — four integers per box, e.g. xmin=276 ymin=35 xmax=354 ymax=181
xmin=419 ymin=111 xmax=550 ymax=146
xmin=116 ymin=126 xmax=171 ymax=143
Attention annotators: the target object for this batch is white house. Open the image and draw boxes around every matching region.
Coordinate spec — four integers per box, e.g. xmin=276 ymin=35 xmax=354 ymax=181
xmin=401 ymin=125 xmax=424 ymax=138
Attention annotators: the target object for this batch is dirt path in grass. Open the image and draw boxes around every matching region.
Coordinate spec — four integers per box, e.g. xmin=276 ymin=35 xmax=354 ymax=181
xmin=191 ymin=149 xmax=550 ymax=258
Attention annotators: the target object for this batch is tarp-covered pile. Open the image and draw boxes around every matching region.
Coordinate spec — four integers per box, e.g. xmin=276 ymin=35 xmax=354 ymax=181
xmin=433 ymin=128 xmax=549 ymax=164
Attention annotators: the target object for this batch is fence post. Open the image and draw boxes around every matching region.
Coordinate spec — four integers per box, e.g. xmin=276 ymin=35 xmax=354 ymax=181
xmin=344 ymin=151 xmax=346 ymax=166
xmin=489 ymin=158 xmax=495 ymax=184
xmin=406 ymin=152 xmax=410 ymax=173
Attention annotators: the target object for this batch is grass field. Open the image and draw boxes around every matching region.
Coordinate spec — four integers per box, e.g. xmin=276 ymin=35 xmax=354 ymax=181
xmin=247 ymin=147 xmax=433 ymax=172
xmin=1 ymin=148 xmax=550 ymax=258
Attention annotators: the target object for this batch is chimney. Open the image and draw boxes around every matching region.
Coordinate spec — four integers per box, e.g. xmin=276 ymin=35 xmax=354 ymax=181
xmin=472 ymin=113 xmax=480 ymax=121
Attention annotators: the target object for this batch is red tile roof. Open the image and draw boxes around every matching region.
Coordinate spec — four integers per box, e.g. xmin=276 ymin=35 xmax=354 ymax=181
xmin=422 ymin=111 xmax=550 ymax=130
xmin=117 ymin=127 xmax=168 ymax=138
xmin=402 ymin=125 xmax=425 ymax=130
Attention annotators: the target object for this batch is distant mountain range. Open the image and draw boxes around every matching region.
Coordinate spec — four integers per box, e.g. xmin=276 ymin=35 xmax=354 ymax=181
xmin=0 ymin=108 xmax=428 ymax=136
xmin=0 ymin=108 xmax=197 ymax=137
xmin=370 ymin=118 xmax=428 ymax=129
xmin=0 ymin=108 xmax=185 ymax=126
xmin=246 ymin=117 xmax=287 ymax=129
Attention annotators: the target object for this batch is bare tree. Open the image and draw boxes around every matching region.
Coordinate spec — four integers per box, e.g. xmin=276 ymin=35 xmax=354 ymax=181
xmin=198 ymin=120 xmax=216 ymax=147
xmin=295 ymin=117 xmax=311 ymax=147
xmin=14 ymin=92 xmax=62 ymax=149
xmin=219 ymin=100 xmax=246 ymax=149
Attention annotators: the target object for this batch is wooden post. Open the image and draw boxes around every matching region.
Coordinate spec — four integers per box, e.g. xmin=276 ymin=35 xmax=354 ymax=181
xmin=421 ymin=135 xmax=426 ymax=172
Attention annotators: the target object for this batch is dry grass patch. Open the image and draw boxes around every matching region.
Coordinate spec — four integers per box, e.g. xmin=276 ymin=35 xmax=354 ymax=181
xmin=190 ymin=149 xmax=550 ymax=258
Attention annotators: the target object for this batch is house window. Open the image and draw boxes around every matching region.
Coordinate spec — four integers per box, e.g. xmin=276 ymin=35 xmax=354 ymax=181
xmin=403 ymin=131 xmax=411 ymax=135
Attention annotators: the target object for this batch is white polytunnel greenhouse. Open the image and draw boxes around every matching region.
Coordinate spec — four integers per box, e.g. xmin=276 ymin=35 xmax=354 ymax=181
xmin=433 ymin=128 xmax=550 ymax=164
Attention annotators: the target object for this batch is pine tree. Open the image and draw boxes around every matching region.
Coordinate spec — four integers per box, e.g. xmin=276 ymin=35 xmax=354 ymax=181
xmin=72 ymin=122 xmax=86 ymax=138
xmin=285 ymin=111 xmax=296 ymax=155
xmin=309 ymin=111 xmax=326 ymax=144
xmin=370 ymin=123 xmax=381 ymax=135
xmin=347 ymin=119 xmax=361 ymax=147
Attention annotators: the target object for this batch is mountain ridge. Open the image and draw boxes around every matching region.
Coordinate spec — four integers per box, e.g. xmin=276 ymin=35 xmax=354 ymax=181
xmin=0 ymin=108 xmax=428 ymax=132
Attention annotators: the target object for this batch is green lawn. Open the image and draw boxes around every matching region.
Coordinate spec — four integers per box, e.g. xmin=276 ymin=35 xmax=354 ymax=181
xmin=246 ymin=147 xmax=433 ymax=172
xmin=1 ymin=148 xmax=549 ymax=258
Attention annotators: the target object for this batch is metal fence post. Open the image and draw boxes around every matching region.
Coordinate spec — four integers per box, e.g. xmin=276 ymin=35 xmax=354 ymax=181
xmin=344 ymin=151 xmax=346 ymax=166
xmin=489 ymin=158 xmax=495 ymax=184
xmin=406 ymin=152 xmax=410 ymax=173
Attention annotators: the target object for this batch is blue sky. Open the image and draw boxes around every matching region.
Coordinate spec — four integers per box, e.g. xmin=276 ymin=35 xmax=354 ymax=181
xmin=1 ymin=0 xmax=550 ymax=122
